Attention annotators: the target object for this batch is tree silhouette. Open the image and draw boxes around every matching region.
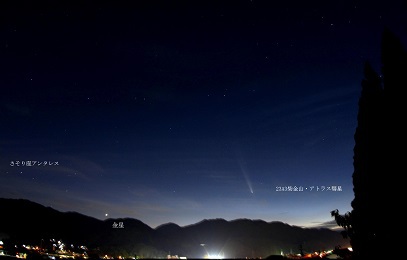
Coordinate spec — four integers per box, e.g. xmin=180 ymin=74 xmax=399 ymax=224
xmin=332 ymin=28 xmax=407 ymax=259
xmin=330 ymin=209 xmax=354 ymax=240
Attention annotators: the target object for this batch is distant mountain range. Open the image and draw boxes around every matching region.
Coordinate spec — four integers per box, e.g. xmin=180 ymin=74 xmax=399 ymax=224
xmin=0 ymin=198 xmax=350 ymax=258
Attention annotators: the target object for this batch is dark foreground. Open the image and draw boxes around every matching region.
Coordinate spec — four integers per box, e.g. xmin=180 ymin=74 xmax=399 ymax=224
xmin=0 ymin=255 xmax=358 ymax=260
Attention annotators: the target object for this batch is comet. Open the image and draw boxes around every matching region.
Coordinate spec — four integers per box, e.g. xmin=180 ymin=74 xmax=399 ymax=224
xmin=239 ymin=160 xmax=254 ymax=194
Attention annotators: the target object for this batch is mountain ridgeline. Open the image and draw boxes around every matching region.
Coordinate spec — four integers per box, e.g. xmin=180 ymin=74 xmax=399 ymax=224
xmin=0 ymin=198 xmax=349 ymax=258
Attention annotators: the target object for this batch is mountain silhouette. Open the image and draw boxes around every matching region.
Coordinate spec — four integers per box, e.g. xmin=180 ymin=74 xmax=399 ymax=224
xmin=0 ymin=198 xmax=350 ymax=258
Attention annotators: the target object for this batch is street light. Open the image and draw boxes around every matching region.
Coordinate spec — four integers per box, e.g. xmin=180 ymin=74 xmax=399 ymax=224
xmin=200 ymin=244 xmax=208 ymax=258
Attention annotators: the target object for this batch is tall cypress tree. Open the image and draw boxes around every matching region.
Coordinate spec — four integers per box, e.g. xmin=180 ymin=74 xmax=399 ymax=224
xmin=350 ymin=60 xmax=383 ymax=259
xmin=379 ymin=28 xmax=407 ymax=256
xmin=332 ymin=28 xmax=406 ymax=259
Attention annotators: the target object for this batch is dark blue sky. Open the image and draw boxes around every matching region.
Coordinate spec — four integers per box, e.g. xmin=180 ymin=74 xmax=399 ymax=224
xmin=1 ymin=0 xmax=406 ymax=229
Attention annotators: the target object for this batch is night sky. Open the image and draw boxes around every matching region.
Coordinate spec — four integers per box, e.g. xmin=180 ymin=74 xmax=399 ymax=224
xmin=1 ymin=0 xmax=406 ymax=229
